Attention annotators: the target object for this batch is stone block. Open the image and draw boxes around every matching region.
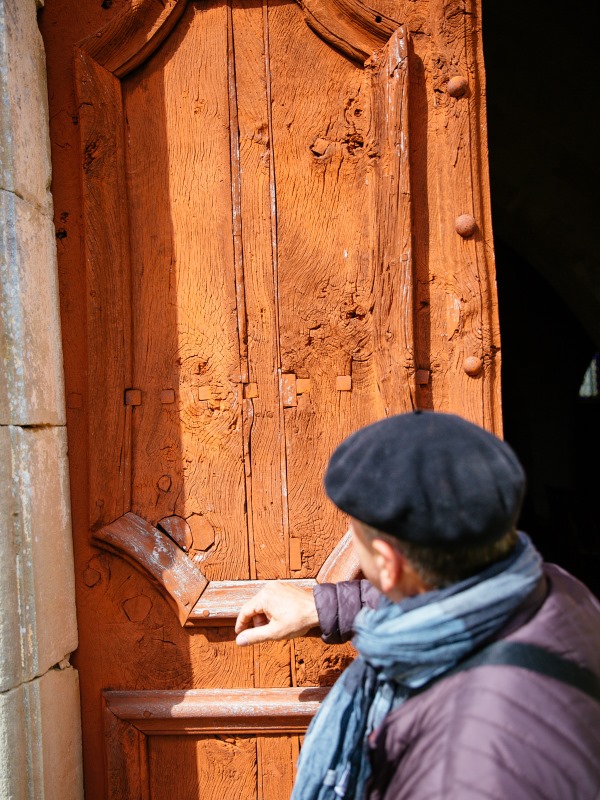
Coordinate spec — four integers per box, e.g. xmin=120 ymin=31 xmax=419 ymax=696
xmin=0 ymin=189 xmax=66 ymax=425
xmin=0 ymin=667 xmax=83 ymax=800
xmin=0 ymin=682 xmax=28 ymax=799
xmin=0 ymin=424 xmax=77 ymax=691
xmin=0 ymin=425 xmax=23 ymax=692
xmin=39 ymin=666 xmax=84 ymax=800
xmin=0 ymin=0 xmax=53 ymax=212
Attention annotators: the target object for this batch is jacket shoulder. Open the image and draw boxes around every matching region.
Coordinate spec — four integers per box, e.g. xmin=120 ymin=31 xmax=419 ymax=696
xmin=373 ymin=664 xmax=600 ymax=800
xmin=370 ymin=567 xmax=600 ymax=800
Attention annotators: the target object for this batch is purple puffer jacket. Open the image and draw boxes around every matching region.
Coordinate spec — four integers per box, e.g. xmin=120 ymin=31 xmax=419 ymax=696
xmin=313 ymin=565 xmax=600 ymax=800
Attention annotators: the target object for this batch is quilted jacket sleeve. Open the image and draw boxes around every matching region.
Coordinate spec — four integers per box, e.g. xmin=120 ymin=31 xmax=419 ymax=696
xmin=313 ymin=580 xmax=382 ymax=644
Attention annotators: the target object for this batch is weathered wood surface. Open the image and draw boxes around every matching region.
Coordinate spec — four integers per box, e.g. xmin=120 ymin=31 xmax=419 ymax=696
xmin=80 ymin=0 xmax=189 ymax=78
xmin=297 ymin=0 xmax=398 ymax=62
xmin=188 ymin=580 xmax=317 ymax=626
xmin=41 ymin=0 xmax=501 ymax=795
xmin=268 ymin=7 xmax=413 ymax=579
xmin=106 ymin=687 xmax=327 ymax=733
xmin=316 ymin=529 xmax=361 ymax=583
xmin=76 ymin=50 xmax=133 ymax=528
xmin=94 ymin=513 xmax=208 ymax=625
xmin=232 ymin=0 xmax=288 ymax=581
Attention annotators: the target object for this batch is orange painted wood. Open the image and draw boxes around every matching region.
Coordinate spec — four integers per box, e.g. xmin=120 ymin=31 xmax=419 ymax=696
xmin=76 ymin=50 xmax=133 ymax=529
xmin=93 ymin=513 xmax=208 ymax=625
xmin=258 ymin=736 xmax=298 ymax=800
xmin=187 ymin=579 xmax=316 ymax=626
xmin=231 ymin=0 xmax=289 ymax=581
xmin=122 ymin=3 xmax=249 ymax=581
xmin=316 ymin=529 xmax=361 ymax=583
xmin=268 ymin=8 xmax=414 ymax=581
xmin=147 ymin=736 xmax=256 ymax=800
xmin=41 ymin=0 xmax=502 ymax=795
xmin=103 ymin=700 xmax=148 ymax=800
xmin=297 ymin=0 xmax=397 ymax=63
xmin=105 ymin=687 xmax=327 ymax=734
xmin=80 ymin=0 xmax=189 ymax=78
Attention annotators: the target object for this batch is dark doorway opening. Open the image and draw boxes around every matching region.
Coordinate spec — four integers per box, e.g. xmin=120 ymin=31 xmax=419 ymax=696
xmin=483 ymin=1 xmax=600 ymax=596
xmin=495 ymin=241 xmax=599 ymax=596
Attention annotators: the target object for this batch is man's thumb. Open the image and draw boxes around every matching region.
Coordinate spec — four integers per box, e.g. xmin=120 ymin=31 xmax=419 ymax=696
xmin=236 ymin=628 xmax=263 ymax=647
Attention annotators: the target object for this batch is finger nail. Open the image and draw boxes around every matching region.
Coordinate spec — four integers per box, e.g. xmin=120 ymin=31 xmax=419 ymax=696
xmin=236 ymin=633 xmax=249 ymax=647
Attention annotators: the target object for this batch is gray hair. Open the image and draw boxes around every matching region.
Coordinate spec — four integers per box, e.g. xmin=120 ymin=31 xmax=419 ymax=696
xmin=359 ymin=523 xmax=519 ymax=589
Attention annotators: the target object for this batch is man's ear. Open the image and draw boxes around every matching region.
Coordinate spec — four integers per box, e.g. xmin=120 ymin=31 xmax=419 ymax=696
xmin=371 ymin=538 xmax=404 ymax=594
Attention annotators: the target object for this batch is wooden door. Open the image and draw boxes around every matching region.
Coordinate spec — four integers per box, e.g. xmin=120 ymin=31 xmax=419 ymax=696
xmin=41 ymin=0 xmax=501 ymax=797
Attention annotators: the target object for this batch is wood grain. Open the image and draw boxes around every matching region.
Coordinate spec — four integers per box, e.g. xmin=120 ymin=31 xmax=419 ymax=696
xmin=268 ymin=4 xmax=414 ymax=578
xmin=316 ymin=529 xmax=361 ymax=583
xmin=105 ymin=687 xmax=327 ymax=733
xmin=231 ymin=0 xmax=288 ymax=580
xmin=123 ymin=1 xmax=249 ymax=581
xmin=365 ymin=27 xmax=414 ymax=415
xmin=188 ymin=579 xmax=316 ymax=626
xmin=94 ymin=512 xmax=208 ymax=626
xmin=76 ymin=51 xmax=132 ymax=529
xmin=269 ymin=1 xmax=374 ymax=577
xmin=104 ymin=701 xmax=149 ymax=800
xmin=418 ymin=0 xmax=501 ymax=430
xmin=42 ymin=0 xmax=502 ymax=796
xmin=258 ymin=736 xmax=296 ymax=800
xmin=148 ymin=735 xmax=256 ymax=800
xmin=297 ymin=0 xmax=397 ymax=63
xmin=80 ymin=0 xmax=189 ymax=78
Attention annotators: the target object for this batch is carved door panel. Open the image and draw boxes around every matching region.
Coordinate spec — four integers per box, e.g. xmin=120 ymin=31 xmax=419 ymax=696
xmin=41 ymin=0 xmax=501 ymax=796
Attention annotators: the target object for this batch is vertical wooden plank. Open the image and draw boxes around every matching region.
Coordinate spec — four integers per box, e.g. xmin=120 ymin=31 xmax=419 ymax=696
xmin=231 ymin=0 xmax=287 ymax=580
xmin=268 ymin=0 xmax=376 ymax=577
xmin=427 ymin=0 xmax=500 ymax=430
xmin=123 ymin=1 xmax=249 ymax=580
xmin=77 ymin=51 xmax=132 ymax=530
xmin=366 ymin=27 xmax=414 ymax=415
xmin=147 ymin=735 xmax=257 ymax=800
xmin=463 ymin=0 xmax=502 ymax=433
xmin=104 ymin=703 xmax=147 ymax=800
xmin=268 ymin=4 xmax=415 ymax=578
xmin=258 ymin=736 xmax=296 ymax=800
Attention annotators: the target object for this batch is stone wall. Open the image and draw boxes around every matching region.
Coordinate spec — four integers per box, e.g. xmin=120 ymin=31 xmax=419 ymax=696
xmin=0 ymin=0 xmax=83 ymax=796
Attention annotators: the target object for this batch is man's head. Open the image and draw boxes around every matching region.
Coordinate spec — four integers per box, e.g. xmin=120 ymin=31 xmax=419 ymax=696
xmin=324 ymin=411 xmax=526 ymax=597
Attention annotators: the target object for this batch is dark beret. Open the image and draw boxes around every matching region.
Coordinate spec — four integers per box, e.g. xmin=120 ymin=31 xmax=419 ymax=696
xmin=324 ymin=411 xmax=525 ymax=546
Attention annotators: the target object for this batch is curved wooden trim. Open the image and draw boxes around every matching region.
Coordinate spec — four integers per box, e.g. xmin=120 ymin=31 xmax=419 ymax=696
xmin=316 ymin=530 xmax=361 ymax=583
xmin=78 ymin=0 xmax=189 ymax=78
xmin=77 ymin=0 xmax=401 ymax=78
xmin=93 ymin=512 xmax=208 ymax=626
xmin=93 ymin=517 xmax=359 ymax=627
xmin=295 ymin=0 xmax=399 ymax=64
xmin=104 ymin=687 xmax=328 ymax=734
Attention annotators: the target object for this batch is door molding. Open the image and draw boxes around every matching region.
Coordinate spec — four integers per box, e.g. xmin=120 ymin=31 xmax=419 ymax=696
xmin=78 ymin=0 xmax=402 ymax=79
xmin=104 ymin=686 xmax=328 ymax=734
xmin=94 ymin=512 xmax=357 ymax=625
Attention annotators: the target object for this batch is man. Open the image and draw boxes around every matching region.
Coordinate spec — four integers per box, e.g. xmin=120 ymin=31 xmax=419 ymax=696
xmin=235 ymin=411 xmax=600 ymax=799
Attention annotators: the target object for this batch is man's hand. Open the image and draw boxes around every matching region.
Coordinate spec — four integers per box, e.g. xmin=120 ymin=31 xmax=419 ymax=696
xmin=235 ymin=582 xmax=320 ymax=647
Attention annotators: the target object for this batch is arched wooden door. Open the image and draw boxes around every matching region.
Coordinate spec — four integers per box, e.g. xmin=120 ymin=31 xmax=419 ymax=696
xmin=41 ymin=0 xmax=501 ymax=796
